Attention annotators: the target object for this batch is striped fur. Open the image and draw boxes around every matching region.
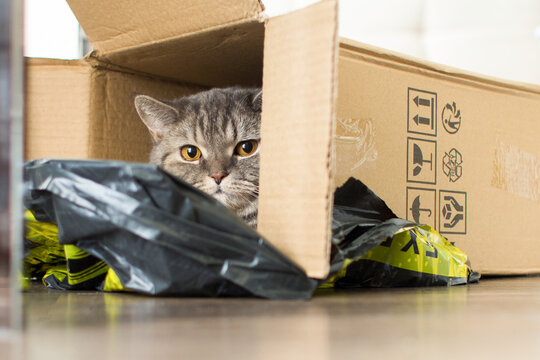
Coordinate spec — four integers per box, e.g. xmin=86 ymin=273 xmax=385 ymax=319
xmin=134 ymin=87 xmax=261 ymax=228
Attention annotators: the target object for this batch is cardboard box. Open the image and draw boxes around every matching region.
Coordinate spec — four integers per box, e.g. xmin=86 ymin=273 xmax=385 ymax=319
xmin=25 ymin=0 xmax=540 ymax=278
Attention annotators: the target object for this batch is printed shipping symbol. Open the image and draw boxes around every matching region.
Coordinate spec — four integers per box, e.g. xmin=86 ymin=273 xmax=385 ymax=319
xmin=442 ymin=196 xmax=464 ymax=229
xmin=443 ymin=148 xmax=463 ymax=182
xmin=413 ymin=95 xmax=434 ymax=130
xmin=407 ymin=88 xmax=437 ymax=137
xmin=406 ymin=187 xmax=436 ymax=228
xmin=442 ymin=102 xmax=462 ymax=134
xmin=410 ymin=195 xmax=432 ymax=223
xmin=407 ymin=138 xmax=437 ymax=184
xmin=438 ymin=190 xmax=466 ymax=234
xmin=412 ymin=143 xmax=433 ymax=176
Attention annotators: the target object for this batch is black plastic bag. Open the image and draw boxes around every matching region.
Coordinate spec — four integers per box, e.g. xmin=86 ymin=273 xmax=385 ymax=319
xmin=24 ymin=159 xmax=317 ymax=299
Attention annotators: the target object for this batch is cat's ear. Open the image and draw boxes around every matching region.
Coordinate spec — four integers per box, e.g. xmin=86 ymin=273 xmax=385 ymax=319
xmin=134 ymin=95 xmax=179 ymax=142
xmin=251 ymin=89 xmax=262 ymax=112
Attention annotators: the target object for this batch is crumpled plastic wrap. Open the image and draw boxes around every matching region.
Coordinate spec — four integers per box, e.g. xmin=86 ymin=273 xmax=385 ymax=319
xmin=324 ymin=178 xmax=479 ymax=288
xmin=23 ymin=159 xmax=478 ymax=299
xmin=24 ymin=159 xmax=317 ymax=299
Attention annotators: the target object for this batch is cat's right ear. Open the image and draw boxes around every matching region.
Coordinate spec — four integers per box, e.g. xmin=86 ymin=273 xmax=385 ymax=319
xmin=134 ymin=95 xmax=179 ymax=142
xmin=251 ymin=89 xmax=262 ymax=112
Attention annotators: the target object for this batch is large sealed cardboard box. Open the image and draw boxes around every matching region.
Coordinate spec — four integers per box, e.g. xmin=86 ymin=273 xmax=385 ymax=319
xmin=25 ymin=0 xmax=540 ymax=278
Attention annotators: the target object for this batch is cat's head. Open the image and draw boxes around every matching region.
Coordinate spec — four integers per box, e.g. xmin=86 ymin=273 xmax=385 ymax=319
xmin=134 ymin=87 xmax=262 ymax=213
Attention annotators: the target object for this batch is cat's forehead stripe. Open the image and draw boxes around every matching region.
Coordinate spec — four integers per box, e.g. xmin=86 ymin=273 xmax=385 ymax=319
xmin=166 ymin=88 xmax=261 ymax=146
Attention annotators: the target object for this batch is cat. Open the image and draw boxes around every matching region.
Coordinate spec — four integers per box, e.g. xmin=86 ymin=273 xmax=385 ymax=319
xmin=134 ymin=87 xmax=262 ymax=228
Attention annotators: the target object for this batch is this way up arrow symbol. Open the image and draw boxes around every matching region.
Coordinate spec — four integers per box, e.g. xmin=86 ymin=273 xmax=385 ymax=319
xmin=414 ymin=96 xmax=431 ymax=107
xmin=413 ymin=115 xmax=431 ymax=126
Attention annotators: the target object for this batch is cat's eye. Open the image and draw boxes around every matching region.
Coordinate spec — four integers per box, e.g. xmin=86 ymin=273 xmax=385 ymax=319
xmin=180 ymin=145 xmax=201 ymax=161
xmin=235 ymin=140 xmax=258 ymax=157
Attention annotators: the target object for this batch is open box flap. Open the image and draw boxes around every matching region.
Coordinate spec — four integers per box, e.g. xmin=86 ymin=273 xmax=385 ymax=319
xmin=67 ymin=0 xmax=264 ymax=54
xmin=258 ymin=0 xmax=338 ymax=278
xmin=90 ymin=20 xmax=265 ymax=88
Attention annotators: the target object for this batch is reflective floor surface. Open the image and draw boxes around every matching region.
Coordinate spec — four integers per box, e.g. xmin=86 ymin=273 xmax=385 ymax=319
xmin=2 ymin=276 xmax=540 ymax=359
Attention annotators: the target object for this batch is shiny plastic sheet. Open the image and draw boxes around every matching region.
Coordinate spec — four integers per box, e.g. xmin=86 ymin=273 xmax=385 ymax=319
xmin=24 ymin=159 xmax=317 ymax=299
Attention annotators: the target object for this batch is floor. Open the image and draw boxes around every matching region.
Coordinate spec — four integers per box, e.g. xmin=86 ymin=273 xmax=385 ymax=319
xmin=2 ymin=277 xmax=540 ymax=359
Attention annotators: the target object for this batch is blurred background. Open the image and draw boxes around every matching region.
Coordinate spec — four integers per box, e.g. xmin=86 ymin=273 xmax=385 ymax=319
xmin=24 ymin=0 xmax=540 ymax=85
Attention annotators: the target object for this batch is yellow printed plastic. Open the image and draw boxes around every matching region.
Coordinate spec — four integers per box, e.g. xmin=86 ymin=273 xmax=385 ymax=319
xmin=362 ymin=224 xmax=469 ymax=278
xmin=25 ymin=210 xmax=110 ymax=288
xmin=103 ymin=268 xmax=126 ymax=292
xmin=43 ymin=265 xmax=68 ymax=284
xmin=24 ymin=210 xmax=65 ymax=273
xmin=24 ymin=210 xmax=59 ymax=242
xmin=64 ymin=244 xmax=92 ymax=260
xmin=320 ymin=224 xmax=472 ymax=288
xmin=319 ymin=259 xmax=353 ymax=289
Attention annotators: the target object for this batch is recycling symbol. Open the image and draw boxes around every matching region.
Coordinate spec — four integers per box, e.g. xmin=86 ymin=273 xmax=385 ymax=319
xmin=442 ymin=148 xmax=463 ymax=182
xmin=442 ymin=102 xmax=461 ymax=134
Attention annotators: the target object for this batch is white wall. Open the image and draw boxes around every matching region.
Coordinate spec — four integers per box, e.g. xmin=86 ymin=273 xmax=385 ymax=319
xmin=266 ymin=0 xmax=540 ymax=85
xmin=422 ymin=0 xmax=540 ymax=84
xmin=24 ymin=0 xmax=540 ymax=84
xmin=24 ymin=0 xmax=80 ymax=59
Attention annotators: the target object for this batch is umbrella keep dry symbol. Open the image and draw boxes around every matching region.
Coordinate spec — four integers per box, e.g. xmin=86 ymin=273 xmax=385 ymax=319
xmin=406 ymin=188 xmax=436 ymax=228
xmin=410 ymin=195 xmax=432 ymax=223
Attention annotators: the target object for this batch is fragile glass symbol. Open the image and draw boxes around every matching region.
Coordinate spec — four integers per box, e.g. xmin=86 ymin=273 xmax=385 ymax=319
xmin=410 ymin=195 xmax=432 ymax=223
xmin=412 ymin=144 xmax=433 ymax=176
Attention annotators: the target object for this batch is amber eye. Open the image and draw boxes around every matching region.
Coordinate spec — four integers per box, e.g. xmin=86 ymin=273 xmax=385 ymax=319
xmin=180 ymin=145 xmax=201 ymax=161
xmin=235 ymin=140 xmax=258 ymax=157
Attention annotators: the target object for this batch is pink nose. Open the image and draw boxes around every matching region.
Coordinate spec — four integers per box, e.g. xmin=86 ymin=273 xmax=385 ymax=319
xmin=209 ymin=172 xmax=229 ymax=185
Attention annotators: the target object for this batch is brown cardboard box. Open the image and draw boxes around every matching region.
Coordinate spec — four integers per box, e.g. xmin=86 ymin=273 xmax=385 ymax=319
xmin=25 ymin=0 xmax=540 ymax=278
xmin=334 ymin=40 xmax=540 ymax=276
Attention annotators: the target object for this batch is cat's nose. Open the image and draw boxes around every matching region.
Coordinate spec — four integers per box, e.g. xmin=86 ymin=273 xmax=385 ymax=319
xmin=209 ymin=171 xmax=229 ymax=185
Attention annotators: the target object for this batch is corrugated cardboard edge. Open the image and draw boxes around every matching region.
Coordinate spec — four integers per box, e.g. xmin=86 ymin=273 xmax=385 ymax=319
xmin=340 ymin=38 xmax=540 ymax=96
xmin=67 ymin=0 xmax=265 ymax=54
xmin=25 ymin=58 xmax=88 ymax=67
xmin=87 ymin=68 xmax=108 ymax=159
xmin=258 ymin=0 xmax=338 ymax=279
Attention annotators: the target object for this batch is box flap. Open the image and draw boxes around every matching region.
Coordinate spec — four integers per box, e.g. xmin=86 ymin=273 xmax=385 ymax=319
xmin=67 ymin=0 xmax=264 ymax=54
xmin=94 ymin=20 xmax=265 ymax=88
xmin=258 ymin=0 xmax=338 ymax=278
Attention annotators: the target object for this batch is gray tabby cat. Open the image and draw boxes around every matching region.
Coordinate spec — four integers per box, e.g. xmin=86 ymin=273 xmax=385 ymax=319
xmin=134 ymin=87 xmax=261 ymax=228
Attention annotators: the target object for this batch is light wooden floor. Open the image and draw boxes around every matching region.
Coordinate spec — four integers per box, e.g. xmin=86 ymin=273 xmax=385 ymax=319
xmin=2 ymin=277 xmax=540 ymax=359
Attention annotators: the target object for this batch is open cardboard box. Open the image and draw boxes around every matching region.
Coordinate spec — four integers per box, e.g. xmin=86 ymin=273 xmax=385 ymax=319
xmin=25 ymin=0 xmax=540 ymax=278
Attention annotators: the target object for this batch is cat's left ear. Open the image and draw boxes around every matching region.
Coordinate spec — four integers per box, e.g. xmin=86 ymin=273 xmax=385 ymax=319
xmin=251 ymin=89 xmax=262 ymax=112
